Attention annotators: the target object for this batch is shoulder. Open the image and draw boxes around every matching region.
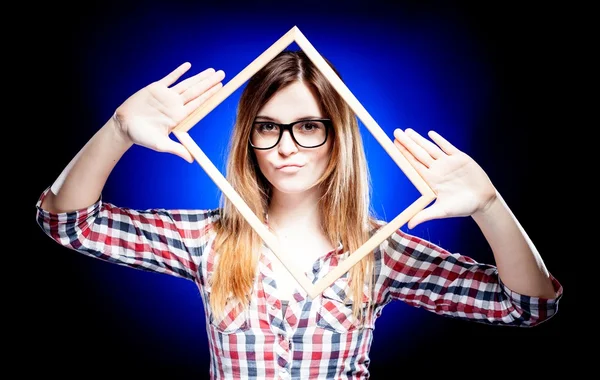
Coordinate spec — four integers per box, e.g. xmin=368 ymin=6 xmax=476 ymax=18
xmin=120 ymin=206 xmax=223 ymax=232
xmin=167 ymin=207 xmax=222 ymax=222
xmin=368 ymin=217 xmax=437 ymax=253
xmin=158 ymin=207 xmax=222 ymax=230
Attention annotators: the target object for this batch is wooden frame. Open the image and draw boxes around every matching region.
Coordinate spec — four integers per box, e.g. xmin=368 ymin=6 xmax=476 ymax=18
xmin=172 ymin=26 xmax=436 ymax=299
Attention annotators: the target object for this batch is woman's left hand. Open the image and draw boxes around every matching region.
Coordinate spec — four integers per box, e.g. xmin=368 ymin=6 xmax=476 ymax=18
xmin=393 ymin=128 xmax=498 ymax=229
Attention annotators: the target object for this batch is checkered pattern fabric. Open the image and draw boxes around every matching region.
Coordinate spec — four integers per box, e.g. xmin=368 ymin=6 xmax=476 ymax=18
xmin=36 ymin=187 xmax=562 ymax=379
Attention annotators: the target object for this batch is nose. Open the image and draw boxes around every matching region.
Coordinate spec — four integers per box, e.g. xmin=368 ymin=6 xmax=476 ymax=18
xmin=278 ymin=130 xmax=298 ymax=156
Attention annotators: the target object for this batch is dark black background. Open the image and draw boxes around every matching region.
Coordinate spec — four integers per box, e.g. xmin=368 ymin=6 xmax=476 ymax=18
xmin=20 ymin=0 xmax=586 ymax=377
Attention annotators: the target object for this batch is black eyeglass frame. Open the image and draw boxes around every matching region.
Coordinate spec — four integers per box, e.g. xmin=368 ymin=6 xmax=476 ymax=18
xmin=249 ymin=119 xmax=333 ymax=150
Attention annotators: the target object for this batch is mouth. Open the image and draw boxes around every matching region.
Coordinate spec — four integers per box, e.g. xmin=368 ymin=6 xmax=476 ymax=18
xmin=276 ymin=164 xmax=305 ymax=172
xmin=276 ymin=163 xmax=304 ymax=169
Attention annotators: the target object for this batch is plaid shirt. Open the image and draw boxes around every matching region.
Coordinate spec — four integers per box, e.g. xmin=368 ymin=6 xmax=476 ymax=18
xmin=36 ymin=188 xmax=562 ymax=379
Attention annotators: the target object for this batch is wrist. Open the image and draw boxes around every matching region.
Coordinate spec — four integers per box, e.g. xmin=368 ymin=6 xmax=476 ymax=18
xmin=472 ymin=189 xmax=501 ymax=221
xmin=107 ymin=113 xmax=134 ymax=151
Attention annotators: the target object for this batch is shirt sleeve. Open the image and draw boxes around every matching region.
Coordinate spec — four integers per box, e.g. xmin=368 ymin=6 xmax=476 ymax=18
xmin=35 ymin=187 xmax=220 ymax=282
xmin=380 ymin=228 xmax=563 ymax=327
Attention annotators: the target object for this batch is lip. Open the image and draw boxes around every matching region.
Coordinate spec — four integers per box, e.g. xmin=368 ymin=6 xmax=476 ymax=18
xmin=276 ymin=164 xmax=304 ymax=172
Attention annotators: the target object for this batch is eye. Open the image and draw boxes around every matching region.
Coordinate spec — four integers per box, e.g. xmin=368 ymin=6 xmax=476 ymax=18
xmin=300 ymin=121 xmax=323 ymax=131
xmin=256 ymin=123 xmax=279 ymax=133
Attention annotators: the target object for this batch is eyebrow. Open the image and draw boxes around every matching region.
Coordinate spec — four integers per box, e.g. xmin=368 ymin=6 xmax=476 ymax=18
xmin=254 ymin=115 xmax=324 ymax=122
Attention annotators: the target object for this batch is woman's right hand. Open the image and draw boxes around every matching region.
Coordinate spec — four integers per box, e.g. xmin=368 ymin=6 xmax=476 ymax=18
xmin=113 ymin=62 xmax=225 ymax=162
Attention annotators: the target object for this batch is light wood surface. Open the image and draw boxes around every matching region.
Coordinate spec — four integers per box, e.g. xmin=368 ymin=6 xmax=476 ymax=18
xmin=173 ymin=26 xmax=436 ymax=299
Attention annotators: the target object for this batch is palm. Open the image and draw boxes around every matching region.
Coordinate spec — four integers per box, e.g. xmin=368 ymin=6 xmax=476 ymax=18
xmin=113 ymin=63 xmax=225 ymax=161
xmin=118 ymin=82 xmax=187 ymax=149
xmin=393 ymin=128 xmax=496 ymax=228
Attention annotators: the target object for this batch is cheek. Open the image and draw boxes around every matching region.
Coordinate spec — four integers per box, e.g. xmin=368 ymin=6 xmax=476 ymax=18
xmin=315 ymin=143 xmax=333 ymax=166
xmin=254 ymin=151 xmax=272 ymax=173
xmin=315 ymin=151 xmax=329 ymax=167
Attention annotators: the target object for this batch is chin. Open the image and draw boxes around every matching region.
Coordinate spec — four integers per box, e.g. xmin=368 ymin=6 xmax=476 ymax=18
xmin=273 ymin=185 xmax=314 ymax=195
xmin=270 ymin=179 xmax=318 ymax=195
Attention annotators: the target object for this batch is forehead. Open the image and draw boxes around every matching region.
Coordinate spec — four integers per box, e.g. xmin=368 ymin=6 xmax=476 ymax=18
xmin=257 ymin=81 xmax=323 ymax=122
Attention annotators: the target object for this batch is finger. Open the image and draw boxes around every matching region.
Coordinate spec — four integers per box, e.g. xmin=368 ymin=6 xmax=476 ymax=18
xmin=184 ymin=81 xmax=223 ymax=113
xmin=171 ymin=67 xmax=216 ymax=94
xmin=155 ymin=137 xmax=194 ymax=163
xmin=393 ymin=129 xmax=434 ymax=168
xmin=394 ymin=139 xmax=427 ymax=173
xmin=405 ymin=128 xmax=444 ymax=159
xmin=428 ymin=130 xmax=459 ymax=155
xmin=158 ymin=62 xmax=192 ymax=87
xmin=181 ymin=70 xmax=225 ymax=105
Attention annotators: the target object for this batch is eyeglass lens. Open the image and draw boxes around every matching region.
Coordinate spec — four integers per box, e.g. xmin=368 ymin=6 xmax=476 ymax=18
xmin=250 ymin=120 xmax=328 ymax=149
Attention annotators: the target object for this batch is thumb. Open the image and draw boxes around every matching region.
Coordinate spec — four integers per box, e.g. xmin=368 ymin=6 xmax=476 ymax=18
xmin=407 ymin=205 xmax=444 ymax=229
xmin=157 ymin=138 xmax=194 ymax=163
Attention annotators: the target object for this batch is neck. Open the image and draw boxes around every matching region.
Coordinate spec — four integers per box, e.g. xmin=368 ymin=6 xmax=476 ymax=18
xmin=268 ymin=186 xmax=323 ymax=233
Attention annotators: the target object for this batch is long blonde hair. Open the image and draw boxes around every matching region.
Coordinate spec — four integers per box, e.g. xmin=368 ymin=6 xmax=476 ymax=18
xmin=212 ymin=50 xmax=375 ymax=319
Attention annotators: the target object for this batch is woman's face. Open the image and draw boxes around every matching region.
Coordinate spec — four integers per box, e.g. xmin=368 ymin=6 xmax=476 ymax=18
xmin=252 ymin=81 xmax=332 ymax=196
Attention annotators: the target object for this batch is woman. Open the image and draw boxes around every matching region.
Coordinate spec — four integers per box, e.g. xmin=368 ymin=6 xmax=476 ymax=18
xmin=36 ymin=50 xmax=562 ymax=379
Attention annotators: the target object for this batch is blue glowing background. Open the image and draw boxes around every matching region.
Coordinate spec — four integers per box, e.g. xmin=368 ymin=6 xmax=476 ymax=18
xmin=31 ymin=0 xmax=567 ymax=376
